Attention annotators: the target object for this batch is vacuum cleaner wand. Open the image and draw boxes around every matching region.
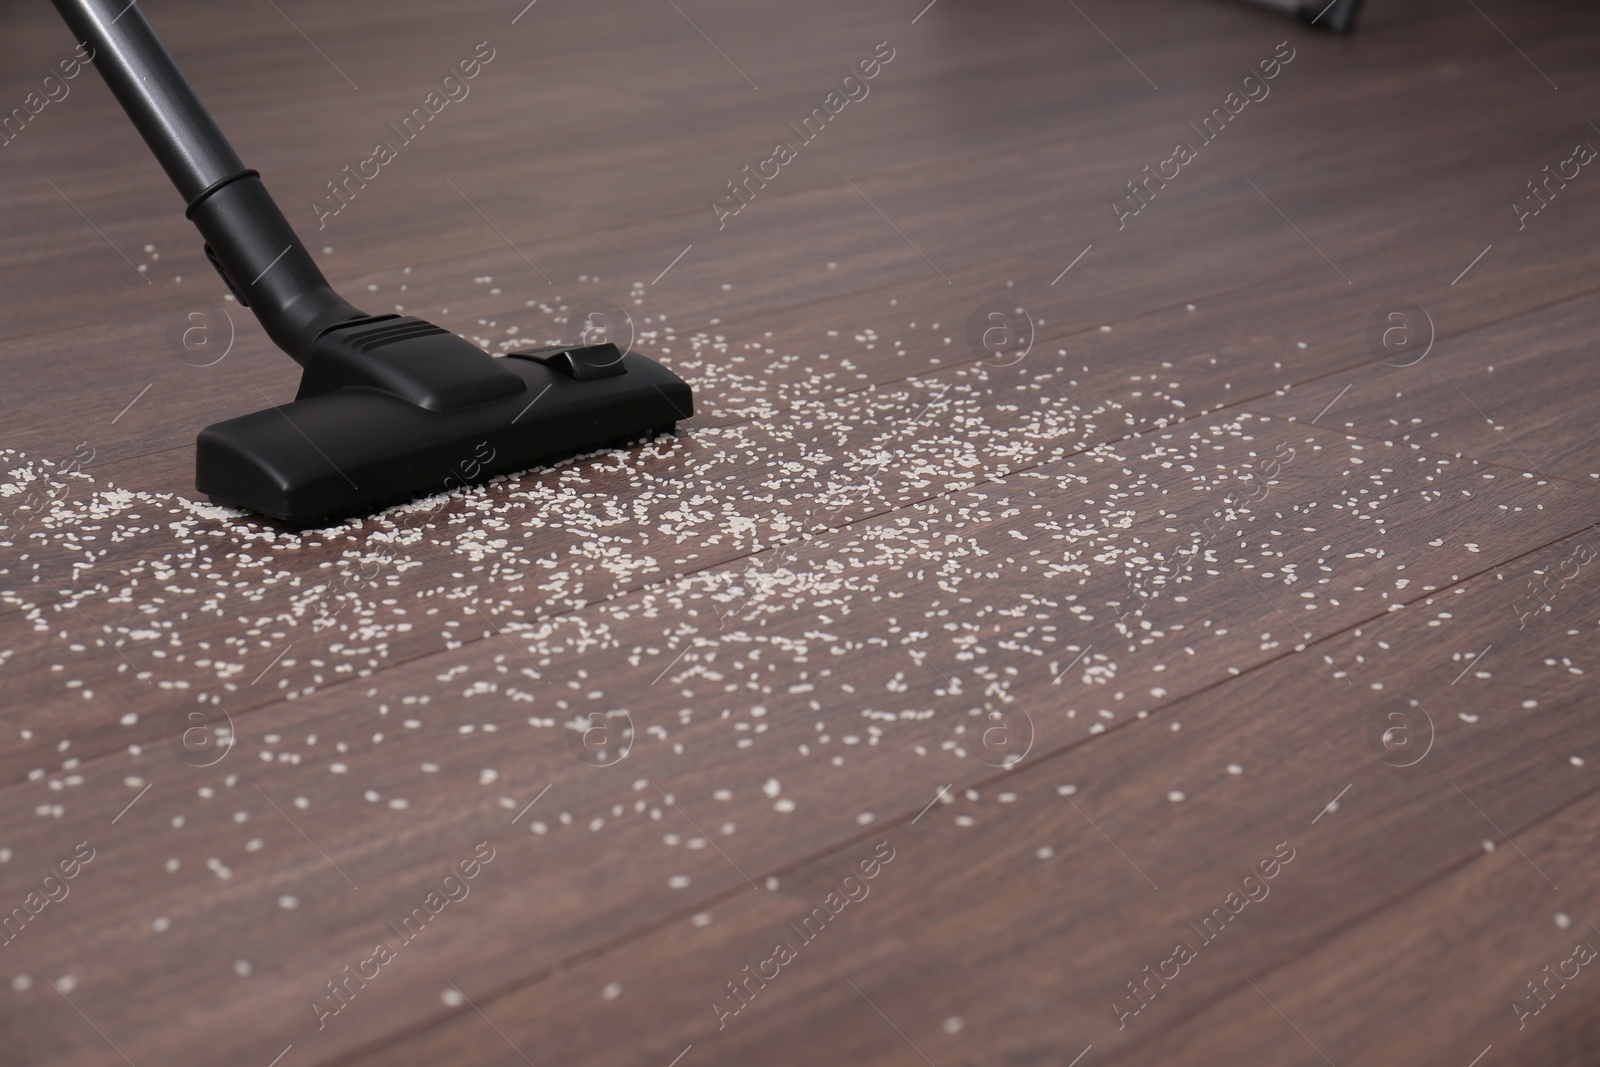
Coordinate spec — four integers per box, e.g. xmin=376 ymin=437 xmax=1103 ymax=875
xmin=53 ymin=0 xmax=693 ymax=527
xmin=52 ymin=0 xmax=369 ymax=362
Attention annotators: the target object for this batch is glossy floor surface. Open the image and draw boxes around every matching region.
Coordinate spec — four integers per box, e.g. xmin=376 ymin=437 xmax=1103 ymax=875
xmin=2 ymin=0 xmax=1599 ymax=1064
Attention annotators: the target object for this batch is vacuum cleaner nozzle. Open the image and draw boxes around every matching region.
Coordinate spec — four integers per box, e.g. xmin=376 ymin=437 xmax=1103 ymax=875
xmin=198 ymin=324 xmax=691 ymax=526
xmin=54 ymin=0 xmax=693 ymax=528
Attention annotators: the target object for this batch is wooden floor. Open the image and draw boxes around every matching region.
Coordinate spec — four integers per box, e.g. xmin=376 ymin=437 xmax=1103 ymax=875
xmin=4 ymin=0 xmax=1600 ymax=1063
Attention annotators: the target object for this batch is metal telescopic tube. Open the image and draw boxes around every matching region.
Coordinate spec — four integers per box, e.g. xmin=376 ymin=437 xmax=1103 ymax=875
xmin=51 ymin=0 xmax=368 ymax=364
xmin=50 ymin=0 xmax=247 ymax=206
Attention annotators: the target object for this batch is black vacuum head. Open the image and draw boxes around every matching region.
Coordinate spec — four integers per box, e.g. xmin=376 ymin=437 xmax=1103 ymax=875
xmin=196 ymin=317 xmax=692 ymax=528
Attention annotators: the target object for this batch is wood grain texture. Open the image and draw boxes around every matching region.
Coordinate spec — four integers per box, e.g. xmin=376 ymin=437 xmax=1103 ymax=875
xmin=2 ymin=0 xmax=1599 ymax=1065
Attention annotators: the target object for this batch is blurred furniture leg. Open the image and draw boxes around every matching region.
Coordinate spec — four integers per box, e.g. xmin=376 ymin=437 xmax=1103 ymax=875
xmin=1236 ymin=0 xmax=1365 ymax=33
